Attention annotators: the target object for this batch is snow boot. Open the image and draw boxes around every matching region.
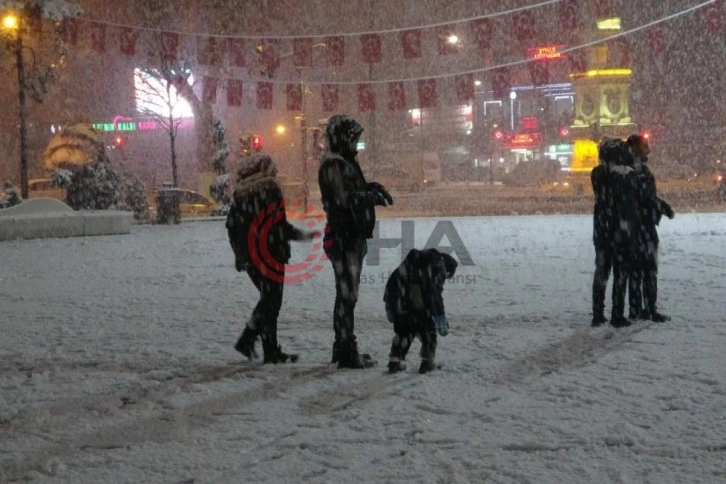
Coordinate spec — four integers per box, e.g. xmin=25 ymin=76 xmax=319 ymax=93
xmin=418 ymin=358 xmax=436 ymax=374
xmin=234 ymin=327 xmax=258 ymax=360
xmin=610 ymin=316 xmax=633 ymax=328
xmin=649 ymin=311 xmax=671 ymax=323
xmin=337 ymin=341 xmax=376 ymax=369
xmin=591 ymin=315 xmax=607 ymax=327
xmin=387 ymin=360 xmax=406 ymax=374
xmin=263 ymin=344 xmax=298 ymax=364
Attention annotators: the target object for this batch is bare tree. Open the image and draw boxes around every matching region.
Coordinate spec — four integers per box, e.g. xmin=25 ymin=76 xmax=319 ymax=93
xmin=0 ymin=0 xmax=81 ymax=198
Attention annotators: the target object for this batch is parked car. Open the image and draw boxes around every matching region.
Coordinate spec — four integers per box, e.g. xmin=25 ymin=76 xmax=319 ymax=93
xmin=147 ymin=189 xmax=220 ymax=218
xmin=28 ymin=178 xmax=66 ymax=201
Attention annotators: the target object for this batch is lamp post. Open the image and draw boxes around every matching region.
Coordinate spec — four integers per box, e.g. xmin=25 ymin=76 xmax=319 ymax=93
xmin=2 ymin=13 xmax=29 ymax=199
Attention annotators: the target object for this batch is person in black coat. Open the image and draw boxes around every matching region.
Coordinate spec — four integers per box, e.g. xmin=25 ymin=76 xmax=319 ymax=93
xmin=626 ymin=134 xmax=674 ymax=322
xmin=384 ymin=249 xmax=458 ymax=374
xmin=591 ymin=138 xmax=641 ymax=328
xmin=318 ymin=114 xmax=393 ymax=369
xmin=226 ymin=154 xmax=317 ymax=363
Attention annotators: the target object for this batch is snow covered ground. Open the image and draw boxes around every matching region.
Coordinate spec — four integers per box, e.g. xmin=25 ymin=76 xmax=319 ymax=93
xmin=1 ymin=213 xmax=725 ymax=483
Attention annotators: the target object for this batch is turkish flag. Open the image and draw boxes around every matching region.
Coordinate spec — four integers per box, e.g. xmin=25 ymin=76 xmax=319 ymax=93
xmin=259 ymin=39 xmax=280 ymax=76
xmin=90 ymin=24 xmax=105 ymax=53
xmin=528 ymin=61 xmax=550 ymax=86
xmin=321 ymin=84 xmax=338 ymax=112
xmin=361 ymin=34 xmax=382 ymax=63
xmin=257 ymin=82 xmax=273 ymax=110
xmin=559 ymin=0 xmax=579 ymax=31
xmin=198 ymin=37 xmax=223 ymax=66
xmin=568 ymin=49 xmax=588 ymax=74
xmin=119 ymin=27 xmax=137 ymax=56
xmin=418 ymin=79 xmax=437 ymax=108
xmin=470 ymin=18 xmax=493 ymax=51
xmin=491 ymin=67 xmax=511 ymax=99
xmin=202 ymin=76 xmax=218 ymax=104
xmin=595 ymin=0 xmax=613 ymax=18
xmin=293 ymin=37 xmax=313 ymax=67
xmin=704 ymin=1 xmax=723 ymax=35
xmin=161 ymin=31 xmax=178 ymax=61
xmin=228 ymin=38 xmax=245 ymax=67
xmin=437 ymin=26 xmax=458 ymax=55
xmin=325 ymin=36 xmax=345 ymax=66
xmin=388 ymin=82 xmax=406 ymax=110
xmin=400 ymin=29 xmax=421 ymax=59
xmin=357 ymin=84 xmax=376 ymax=111
xmin=61 ymin=18 xmax=78 ymax=45
xmin=227 ymin=79 xmax=243 ymax=107
xmin=286 ymin=84 xmax=303 ymax=111
xmin=647 ymin=26 xmax=668 ymax=55
xmin=512 ymin=11 xmax=536 ymax=43
xmin=455 ymin=74 xmax=474 ymax=102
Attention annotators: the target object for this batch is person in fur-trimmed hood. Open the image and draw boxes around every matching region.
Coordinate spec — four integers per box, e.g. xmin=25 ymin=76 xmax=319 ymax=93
xmin=384 ymin=248 xmax=458 ymax=374
xmin=226 ymin=154 xmax=318 ymax=363
xmin=318 ymin=114 xmax=394 ymax=369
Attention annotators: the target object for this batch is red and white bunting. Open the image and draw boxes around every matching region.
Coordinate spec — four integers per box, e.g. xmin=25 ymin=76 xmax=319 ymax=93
xmin=325 ymin=36 xmax=345 ymax=66
xmin=703 ymin=0 xmax=723 ymax=35
xmin=559 ymin=0 xmax=579 ymax=31
xmin=491 ymin=67 xmax=511 ymax=99
xmin=257 ymin=82 xmax=273 ymax=109
xmin=528 ymin=61 xmax=550 ymax=86
xmin=161 ymin=31 xmax=178 ymax=61
xmin=647 ymin=26 xmax=668 ymax=55
xmin=418 ymin=79 xmax=437 ymax=108
xmin=470 ymin=18 xmax=493 ymax=51
xmin=388 ymin=81 xmax=407 ymax=110
xmin=286 ymin=84 xmax=303 ymax=111
xmin=357 ymin=84 xmax=376 ymax=111
xmin=455 ymin=74 xmax=474 ymax=102
xmin=321 ymin=84 xmax=339 ymax=112
xmin=119 ymin=27 xmax=138 ymax=56
xmin=227 ymin=39 xmax=245 ymax=67
xmin=361 ymin=34 xmax=382 ymax=63
xmin=202 ymin=76 xmax=218 ymax=104
xmin=293 ymin=38 xmax=313 ymax=68
xmin=90 ymin=23 xmax=106 ymax=53
xmin=512 ymin=10 xmax=536 ymax=43
xmin=400 ymin=29 xmax=422 ymax=59
xmin=227 ymin=79 xmax=243 ymax=107
xmin=437 ymin=25 xmax=458 ymax=55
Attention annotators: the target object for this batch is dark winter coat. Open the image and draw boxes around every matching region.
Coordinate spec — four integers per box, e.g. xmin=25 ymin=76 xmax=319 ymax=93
xmin=606 ymin=163 xmax=641 ymax=255
xmin=318 ymin=152 xmax=377 ymax=241
xmin=384 ymin=249 xmax=458 ymax=322
xmin=226 ymin=155 xmax=305 ymax=272
xmin=591 ymin=163 xmax=609 ymax=249
xmin=633 ymin=160 xmax=672 ymax=246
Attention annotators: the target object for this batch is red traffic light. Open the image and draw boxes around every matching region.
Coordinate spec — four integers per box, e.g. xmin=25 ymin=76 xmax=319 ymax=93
xmin=558 ymin=126 xmax=570 ymax=137
xmin=252 ymin=135 xmax=263 ymax=152
xmin=114 ymin=136 xmax=125 ymax=147
xmin=493 ymin=130 xmax=504 ymax=140
xmin=641 ymin=130 xmax=652 ymax=141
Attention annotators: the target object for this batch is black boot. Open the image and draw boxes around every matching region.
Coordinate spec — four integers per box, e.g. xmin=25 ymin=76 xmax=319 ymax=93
xmin=234 ymin=327 xmax=258 ymax=360
xmin=611 ymin=316 xmax=633 ymax=328
xmin=591 ymin=315 xmax=607 ymax=327
xmin=649 ymin=311 xmax=671 ymax=323
xmin=263 ymin=344 xmax=297 ymax=364
xmin=418 ymin=359 xmax=436 ymax=374
xmin=337 ymin=340 xmax=376 ymax=369
xmin=387 ymin=360 xmax=405 ymax=374
xmin=330 ymin=340 xmax=340 ymax=364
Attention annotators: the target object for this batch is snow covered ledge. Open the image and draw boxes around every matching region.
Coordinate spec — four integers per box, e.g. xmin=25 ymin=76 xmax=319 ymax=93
xmin=0 ymin=198 xmax=133 ymax=241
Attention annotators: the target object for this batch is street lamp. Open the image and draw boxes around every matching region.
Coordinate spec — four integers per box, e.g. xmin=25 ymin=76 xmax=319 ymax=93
xmin=2 ymin=12 xmax=29 ymax=199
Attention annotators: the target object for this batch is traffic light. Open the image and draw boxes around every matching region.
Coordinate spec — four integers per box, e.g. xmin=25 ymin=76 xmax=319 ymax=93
xmin=113 ymin=135 xmax=125 ymax=147
xmin=641 ymin=130 xmax=652 ymax=142
xmin=558 ymin=126 xmax=570 ymax=138
xmin=252 ymin=135 xmax=263 ymax=152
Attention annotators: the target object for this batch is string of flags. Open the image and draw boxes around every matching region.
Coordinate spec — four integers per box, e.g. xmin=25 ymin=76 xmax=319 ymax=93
xmin=53 ymin=0 xmax=723 ymax=112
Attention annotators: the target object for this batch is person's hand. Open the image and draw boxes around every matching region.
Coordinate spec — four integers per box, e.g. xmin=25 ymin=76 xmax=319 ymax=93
xmin=432 ymin=314 xmax=449 ymax=337
xmin=664 ymin=203 xmax=675 ymax=219
xmin=368 ymin=182 xmax=394 ymax=206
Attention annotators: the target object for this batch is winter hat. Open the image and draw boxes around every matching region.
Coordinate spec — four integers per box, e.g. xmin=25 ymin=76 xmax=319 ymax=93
xmin=325 ymin=114 xmax=364 ymax=153
xmin=237 ymin=154 xmax=277 ymax=179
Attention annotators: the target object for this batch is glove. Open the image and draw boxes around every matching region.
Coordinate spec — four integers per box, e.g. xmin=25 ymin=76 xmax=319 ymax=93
xmin=432 ymin=314 xmax=449 ymax=337
xmin=367 ymin=182 xmax=394 ymax=207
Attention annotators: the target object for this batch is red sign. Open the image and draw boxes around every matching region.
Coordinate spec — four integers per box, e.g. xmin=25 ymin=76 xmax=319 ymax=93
xmin=526 ymin=44 xmax=567 ymax=61
xmin=505 ymin=132 xmax=543 ymax=148
xmin=522 ymin=117 xmax=538 ymax=130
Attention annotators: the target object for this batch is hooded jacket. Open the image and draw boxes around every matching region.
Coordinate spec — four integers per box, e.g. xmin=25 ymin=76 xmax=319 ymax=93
xmin=384 ymin=249 xmax=458 ymax=321
xmin=226 ymin=154 xmax=305 ymax=272
xmin=318 ymin=115 xmax=377 ymax=241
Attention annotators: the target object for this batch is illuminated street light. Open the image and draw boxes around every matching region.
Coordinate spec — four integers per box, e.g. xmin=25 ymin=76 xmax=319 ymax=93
xmin=275 ymin=124 xmax=286 ymax=135
xmin=447 ymin=34 xmax=459 ymax=45
xmin=3 ymin=13 xmax=18 ymax=29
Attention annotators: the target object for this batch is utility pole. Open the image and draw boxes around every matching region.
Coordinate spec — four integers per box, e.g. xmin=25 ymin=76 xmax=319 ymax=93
xmin=15 ymin=28 xmax=28 ymax=199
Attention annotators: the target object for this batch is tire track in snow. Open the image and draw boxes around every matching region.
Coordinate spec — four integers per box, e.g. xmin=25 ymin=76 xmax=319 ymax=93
xmin=491 ymin=322 xmax=655 ymax=384
xmin=0 ymin=363 xmax=335 ymax=482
